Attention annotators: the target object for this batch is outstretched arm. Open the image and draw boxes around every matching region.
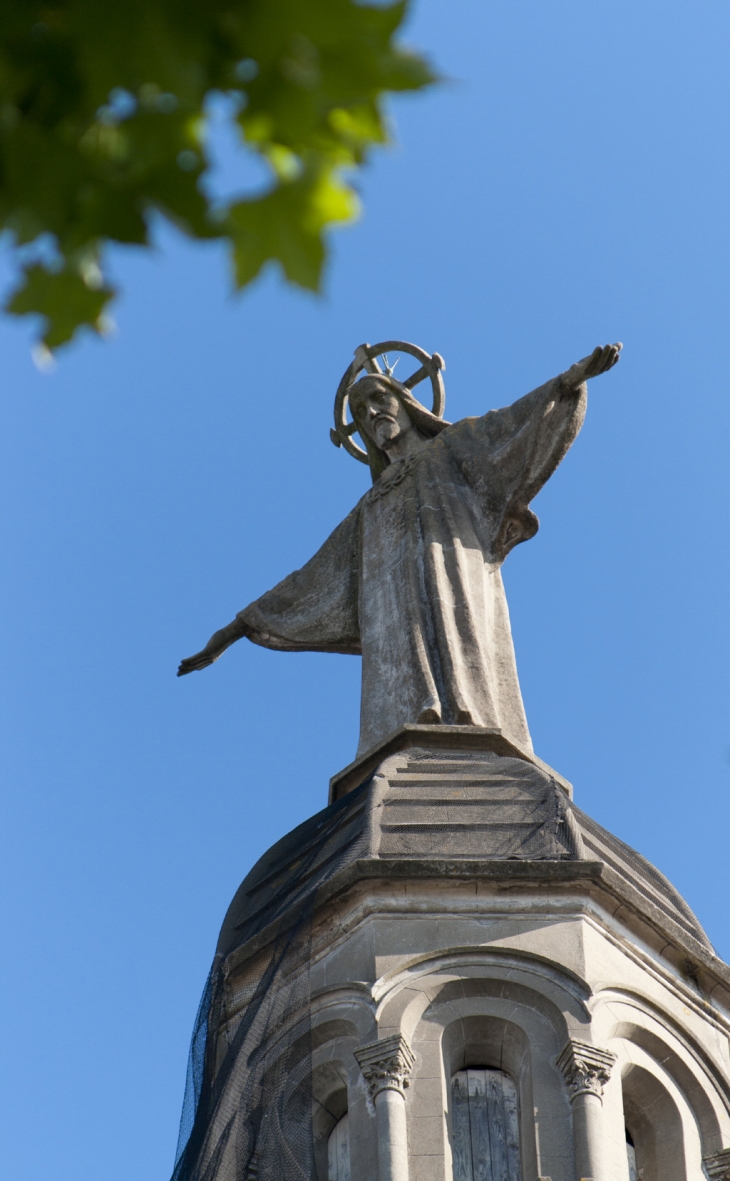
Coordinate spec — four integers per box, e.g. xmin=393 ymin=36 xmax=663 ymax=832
xmin=560 ymin=342 xmax=622 ymax=392
xmin=176 ymin=502 xmax=362 ymax=677
xmin=177 ymin=617 xmax=249 ymax=676
xmin=462 ymin=341 xmax=622 ymax=559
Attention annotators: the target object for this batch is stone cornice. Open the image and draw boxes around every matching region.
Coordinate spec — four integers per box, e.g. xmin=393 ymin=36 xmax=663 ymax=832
xmin=354 ymin=1034 xmax=415 ymax=1099
xmin=221 ymin=859 xmax=730 ymax=1013
xmin=557 ymin=1039 xmax=617 ymax=1102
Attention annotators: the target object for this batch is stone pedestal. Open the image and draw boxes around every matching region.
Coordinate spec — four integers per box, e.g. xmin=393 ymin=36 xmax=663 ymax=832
xmin=198 ymin=738 xmax=730 ymax=1181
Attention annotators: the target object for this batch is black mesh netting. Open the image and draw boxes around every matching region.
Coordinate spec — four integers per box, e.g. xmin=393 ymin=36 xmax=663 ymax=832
xmin=171 ymin=779 xmax=371 ymax=1181
xmin=169 ymin=744 xmax=709 ymax=1181
xmin=170 ymin=752 xmax=587 ymax=1181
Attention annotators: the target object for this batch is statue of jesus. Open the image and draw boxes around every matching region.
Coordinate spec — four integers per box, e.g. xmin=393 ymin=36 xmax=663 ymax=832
xmin=178 ymin=341 xmax=621 ymax=758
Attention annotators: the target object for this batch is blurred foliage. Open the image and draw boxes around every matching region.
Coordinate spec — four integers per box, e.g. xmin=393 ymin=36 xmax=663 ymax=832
xmin=0 ymin=0 xmax=435 ymax=350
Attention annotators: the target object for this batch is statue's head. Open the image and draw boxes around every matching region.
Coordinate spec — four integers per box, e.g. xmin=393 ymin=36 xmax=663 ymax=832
xmin=348 ymin=373 xmax=449 ymax=480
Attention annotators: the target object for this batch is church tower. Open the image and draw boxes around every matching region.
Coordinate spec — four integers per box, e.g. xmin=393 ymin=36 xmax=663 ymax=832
xmin=172 ymin=725 xmax=730 ymax=1181
xmin=173 ymin=341 xmax=730 ymax=1181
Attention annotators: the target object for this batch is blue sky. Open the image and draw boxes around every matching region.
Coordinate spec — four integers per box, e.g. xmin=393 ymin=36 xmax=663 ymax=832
xmin=2 ymin=2 xmax=730 ymax=1178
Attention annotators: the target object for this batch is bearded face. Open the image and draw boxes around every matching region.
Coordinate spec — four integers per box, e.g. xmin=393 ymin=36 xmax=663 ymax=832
xmin=343 ymin=369 xmax=450 ymax=482
xmin=349 ymin=376 xmax=415 ymax=452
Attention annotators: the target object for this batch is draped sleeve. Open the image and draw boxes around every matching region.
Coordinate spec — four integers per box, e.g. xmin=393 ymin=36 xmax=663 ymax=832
xmin=443 ymin=377 xmax=587 ymax=560
xmin=236 ymin=503 xmax=362 ymax=655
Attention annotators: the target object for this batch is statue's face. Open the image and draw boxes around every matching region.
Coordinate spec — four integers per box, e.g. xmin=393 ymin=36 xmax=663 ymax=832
xmin=355 ymin=381 xmax=413 ymax=452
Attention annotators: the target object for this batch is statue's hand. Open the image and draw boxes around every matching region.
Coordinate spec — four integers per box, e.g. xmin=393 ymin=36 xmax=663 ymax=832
xmin=177 ymin=619 xmax=247 ymax=676
xmin=563 ymin=342 xmax=622 ymax=389
xmin=177 ymin=645 xmax=223 ymax=676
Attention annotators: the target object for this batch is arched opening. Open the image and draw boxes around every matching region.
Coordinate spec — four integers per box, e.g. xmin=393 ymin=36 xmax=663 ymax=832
xmin=610 ymin=1018 xmax=723 ymax=1157
xmin=622 ymin=1063 xmax=686 ymax=1181
xmin=441 ymin=1013 xmax=542 ymax=1180
xmin=450 ymin=1068 xmax=521 ymax=1181
xmin=327 ymin=1113 xmax=350 ymax=1181
xmin=311 ymin=1062 xmax=348 ymax=1181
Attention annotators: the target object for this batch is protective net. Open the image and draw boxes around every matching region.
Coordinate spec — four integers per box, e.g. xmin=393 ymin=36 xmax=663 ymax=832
xmin=170 ymin=744 xmax=710 ymax=1181
xmin=171 ymin=779 xmax=372 ymax=1181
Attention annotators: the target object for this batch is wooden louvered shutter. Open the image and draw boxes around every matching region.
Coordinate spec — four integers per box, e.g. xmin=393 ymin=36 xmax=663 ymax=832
xmin=451 ymin=1069 xmax=521 ymax=1181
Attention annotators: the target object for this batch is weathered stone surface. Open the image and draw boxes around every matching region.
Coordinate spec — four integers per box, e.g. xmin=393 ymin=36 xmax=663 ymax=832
xmin=178 ymin=342 xmax=621 ymax=762
xmin=190 ymin=728 xmax=730 ymax=1181
xmin=705 ymin=1148 xmax=730 ymax=1180
xmin=557 ymin=1039 xmax=617 ymax=1100
xmin=354 ymin=1035 xmax=415 ymax=1100
xmin=172 ymin=337 xmax=730 ymax=1181
xmin=328 ymin=723 xmax=574 ymax=801
xmin=217 ymin=745 xmax=713 ymax=965
xmin=181 ymin=729 xmax=730 ymax=1181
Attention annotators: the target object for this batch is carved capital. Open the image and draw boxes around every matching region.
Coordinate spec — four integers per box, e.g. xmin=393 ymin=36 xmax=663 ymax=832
xmin=354 ymin=1034 xmax=415 ymax=1100
xmin=557 ymin=1039 xmax=616 ymax=1102
xmin=704 ymin=1149 xmax=730 ymax=1180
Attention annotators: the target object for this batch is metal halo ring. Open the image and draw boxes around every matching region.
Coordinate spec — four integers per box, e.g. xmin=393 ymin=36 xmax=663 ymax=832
xmin=331 ymin=340 xmax=446 ymax=464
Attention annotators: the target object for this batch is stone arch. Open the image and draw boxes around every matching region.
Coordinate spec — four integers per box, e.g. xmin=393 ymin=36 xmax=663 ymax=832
xmin=312 ymin=1018 xmax=361 ymax=1048
xmin=374 ymin=948 xmax=591 ymax=1044
xmin=308 ymin=1013 xmax=362 ymax=1145
xmin=616 ymin=1021 xmax=724 ymax=1157
xmin=372 ymin=953 xmax=587 ymax=1181
xmin=256 ymin=1009 xmax=364 ymax=1091
xmin=592 ymin=1034 xmax=709 ymax=1178
xmin=243 ymin=1008 xmax=362 ymax=1181
xmin=308 ymin=997 xmax=379 ymax=1181
xmin=311 ymin=1060 xmax=350 ymax=1181
xmin=593 ymin=993 xmax=730 ymax=1159
xmin=310 ymin=988 xmax=377 ymax=1045
xmin=621 ymin=1060 xmax=686 ymax=1181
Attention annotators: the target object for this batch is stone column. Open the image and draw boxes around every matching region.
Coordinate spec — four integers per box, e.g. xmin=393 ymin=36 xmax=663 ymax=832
xmin=354 ymin=1034 xmax=415 ymax=1181
xmin=557 ymin=1039 xmax=617 ymax=1181
xmin=704 ymin=1150 xmax=730 ymax=1180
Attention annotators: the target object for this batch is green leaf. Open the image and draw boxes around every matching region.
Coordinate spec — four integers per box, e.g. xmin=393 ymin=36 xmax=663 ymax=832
xmin=0 ymin=0 xmax=437 ymax=351
xmin=229 ymin=163 xmax=358 ymax=290
xmin=6 ymin=261 xmax=114 ymax=348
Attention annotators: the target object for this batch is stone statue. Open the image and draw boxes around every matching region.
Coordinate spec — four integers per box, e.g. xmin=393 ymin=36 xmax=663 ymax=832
xmin=178 ymin=340 xmax=621 ymax=758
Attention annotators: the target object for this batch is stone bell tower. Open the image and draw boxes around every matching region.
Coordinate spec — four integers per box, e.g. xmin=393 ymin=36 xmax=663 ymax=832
xmin=172 ymin=337 xmax=730 ymax=1181
xmin=173 ymin=724 xmax=730 ymax=1181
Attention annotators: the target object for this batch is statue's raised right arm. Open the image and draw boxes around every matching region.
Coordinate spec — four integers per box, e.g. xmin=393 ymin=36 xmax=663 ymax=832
xmin=561 ymin=342 xmax=622 ymax=389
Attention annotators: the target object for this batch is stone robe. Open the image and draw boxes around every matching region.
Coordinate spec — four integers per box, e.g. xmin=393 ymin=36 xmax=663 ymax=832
xmin=238 ymin=376 xmax=587 ymax=757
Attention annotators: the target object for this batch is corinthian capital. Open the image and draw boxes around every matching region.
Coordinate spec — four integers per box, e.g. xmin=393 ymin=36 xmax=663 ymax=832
xmin=354 ymin=1033 xmax=415 ymax=1100
xmin=704 ymin=1149 xmax=730 ymax=1180
xmin=557 ymin=1039 xmax=616 ymax=1102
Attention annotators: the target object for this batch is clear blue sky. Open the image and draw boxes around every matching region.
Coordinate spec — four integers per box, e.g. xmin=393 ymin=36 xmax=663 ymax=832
xmin=2 ymin=2 xmax=730 ymax=1178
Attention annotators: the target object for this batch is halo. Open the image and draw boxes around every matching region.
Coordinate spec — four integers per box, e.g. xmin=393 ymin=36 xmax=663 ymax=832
xmin=331 ymin=340 xmax=446 ymax=464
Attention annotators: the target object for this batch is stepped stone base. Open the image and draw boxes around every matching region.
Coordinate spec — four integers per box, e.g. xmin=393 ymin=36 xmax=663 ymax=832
xmin=329 ymin=724 xmax=573 ymax=801
xmin=349 ymin=745 xmax=582 ymax=862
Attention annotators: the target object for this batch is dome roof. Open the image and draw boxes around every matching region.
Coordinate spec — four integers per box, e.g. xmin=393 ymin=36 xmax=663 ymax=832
xmin=218 ymin=746 xmax=712 ymax=961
